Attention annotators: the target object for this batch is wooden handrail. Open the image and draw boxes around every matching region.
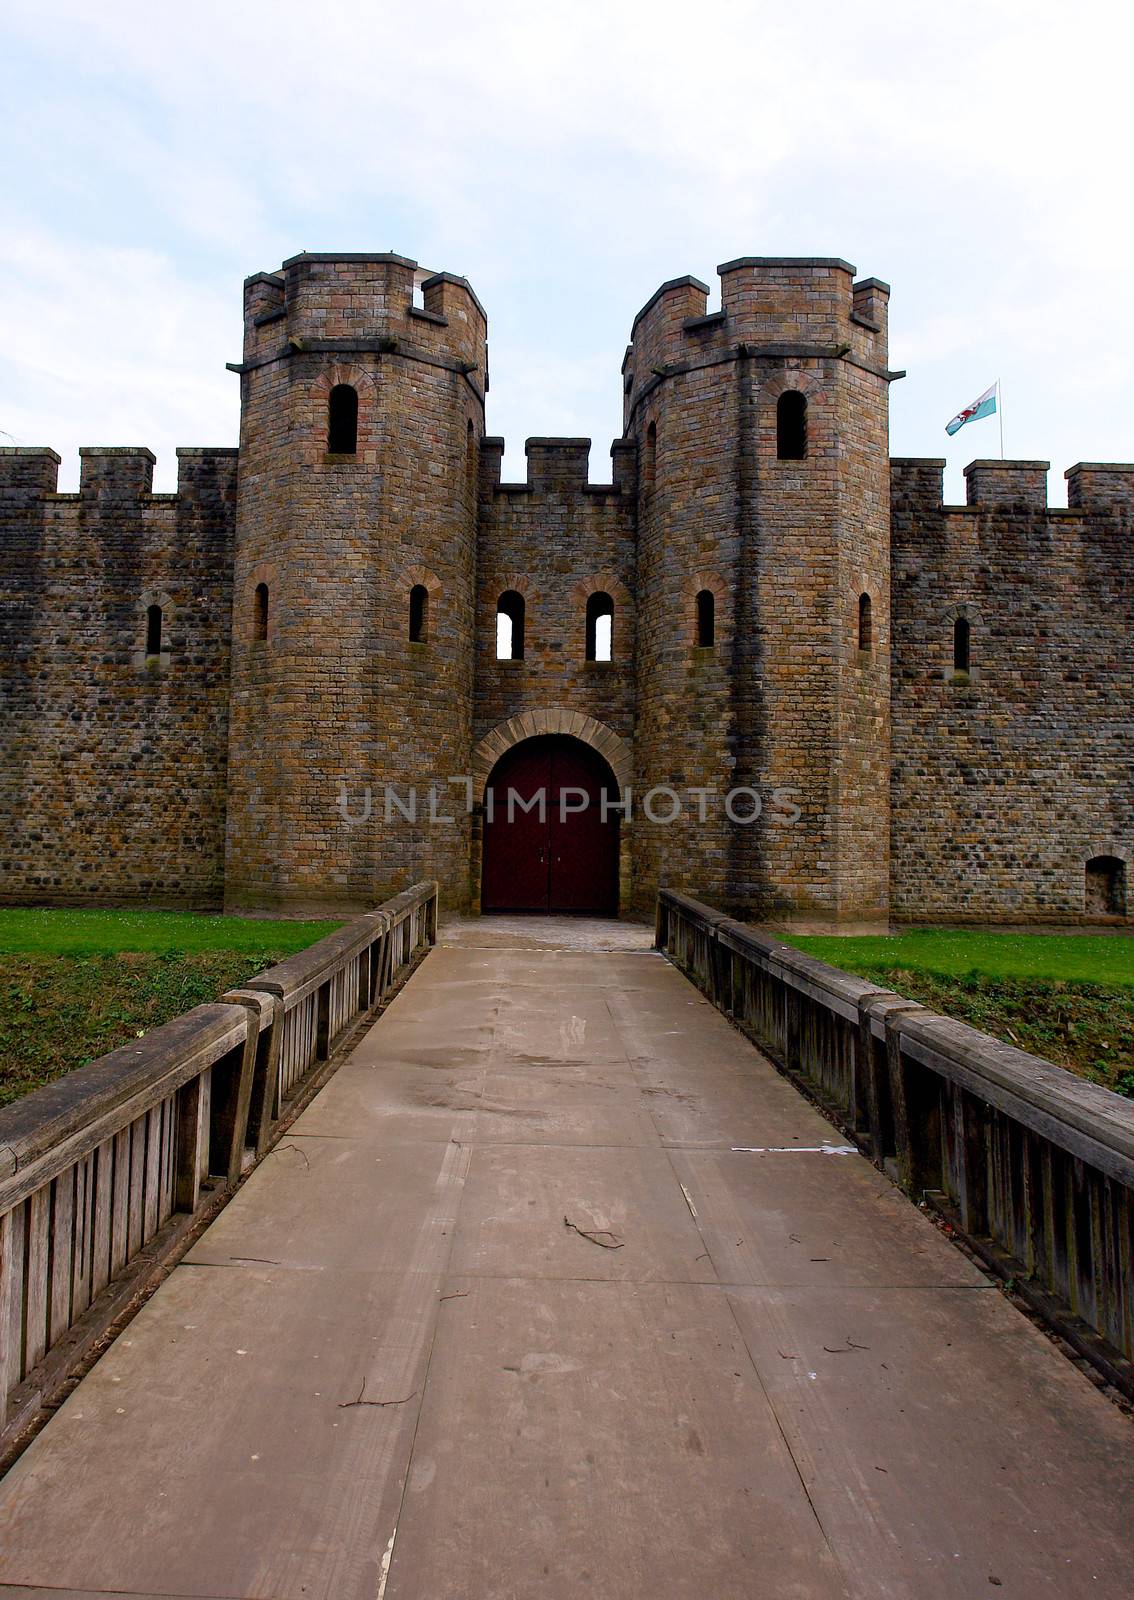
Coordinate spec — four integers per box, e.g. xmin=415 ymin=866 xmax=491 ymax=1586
xmin=656 ymin=888 xmax=1134 ymax=1398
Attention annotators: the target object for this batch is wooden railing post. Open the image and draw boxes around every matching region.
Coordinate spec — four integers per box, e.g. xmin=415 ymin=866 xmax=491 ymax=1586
xmin=174 ymin=1073 xmax=209 ymax=1214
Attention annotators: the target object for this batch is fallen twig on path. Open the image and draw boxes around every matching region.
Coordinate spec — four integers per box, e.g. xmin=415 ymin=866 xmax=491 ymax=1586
xmin=564 ymin=1216 xmax=624 ymax=1250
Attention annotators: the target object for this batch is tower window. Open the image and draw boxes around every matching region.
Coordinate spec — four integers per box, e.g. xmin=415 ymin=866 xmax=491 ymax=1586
xmin=1085 ymin=856 xmax=1126 ymax=918
xmin=409 ymin=584 xmax=428 ymax=643
xmin=328 ymin=384 xmax=358 ymax=454
xmin=858 ymin=593 xmax=873 ymax=651
xmin=696 ymin=589 xmax=716 ymax=648
xmin=254 ymin=583 xmax=269 ymax=642
xmin=585 ymin=592 xmax=614 ymax=662
xmin=644 ymin=420 xmax=657 ymax=490
xmin=467 ymin=418 xmax=476 ymax=483
xmin=145 ymin=604 xmax=163 ymax=657
xmin=953 ymin=616 xmax=970 ymax=674
xmin=777 ymin=391 xmax=807 ymax=460
xmin=497 ymin=590 xmax=525 ymax=661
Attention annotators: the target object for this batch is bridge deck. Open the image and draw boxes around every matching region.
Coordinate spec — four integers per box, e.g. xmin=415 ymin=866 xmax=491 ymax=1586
xmin=0 ymin=919 xmax=1131 ymax=1598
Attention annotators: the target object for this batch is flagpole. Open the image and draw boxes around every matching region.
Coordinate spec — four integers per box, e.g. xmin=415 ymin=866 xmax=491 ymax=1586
xmin=998 ymin=377 xmax=1004 ymax=459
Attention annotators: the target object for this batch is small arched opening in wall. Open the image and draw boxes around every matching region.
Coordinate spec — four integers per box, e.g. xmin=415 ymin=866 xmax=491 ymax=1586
xmin=777 ymin=391 xmax=807 ymax=460
xmin=585 ymin=592 xmax=614 ymax=662
xmin=1085 ymin=855 xmax=1127 ymax=919
xmin=858 ymin=592 xmax=873 ymax=652
xmin=253 ymin=583 xmax=269 ymax=643
xmin=328 ymin=384 xmax=358 ymax=455
xmin=696 ymin=589 xmax=716 ymax=649
xmin=943 ymin=603 xmax=981 ymax=686
xmin=644 ymin=420 xmax=657 ymax=491
xmin=409 ymin=584 xmax=429 ymax=643
xmin=145 ymin=604 xmax=163 ymax=658
xmin=497 ymin=590 xmax=526 ymax=661
xmin=136 ymin=589 xmax=172 ymax=674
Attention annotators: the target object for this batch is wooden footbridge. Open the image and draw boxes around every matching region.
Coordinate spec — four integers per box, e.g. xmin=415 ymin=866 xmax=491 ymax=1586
xmin=0 ymin=885 xmax=1132 ymax=1597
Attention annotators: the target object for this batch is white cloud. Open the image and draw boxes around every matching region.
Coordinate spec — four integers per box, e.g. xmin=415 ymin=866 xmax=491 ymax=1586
xmin=1 ymin=0 xmax=1131 ymax=499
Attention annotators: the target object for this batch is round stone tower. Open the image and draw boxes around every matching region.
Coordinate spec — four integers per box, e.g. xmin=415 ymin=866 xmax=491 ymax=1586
xmin=225 ymin=252 xmax=487 ymax=913
xmin=625 ymin=258 xmax=893 ymax=924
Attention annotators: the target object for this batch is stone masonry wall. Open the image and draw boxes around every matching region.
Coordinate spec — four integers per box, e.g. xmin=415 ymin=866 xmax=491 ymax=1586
xmin=0 ymin=446 xmax=235 ymax=906
xmin=890 ymin=459 xmax=1134 ymax=921
xmin=225 ymin=254 xmax=485 ymax=915
xmin=474 ymin=438 xmax=637 ymax=752
xmin=624 ymin=260 xmax=892 ymax=923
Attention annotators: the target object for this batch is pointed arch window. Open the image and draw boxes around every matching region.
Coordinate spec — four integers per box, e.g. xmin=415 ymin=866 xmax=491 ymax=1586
xmin=585 ymin=592 xmax=614 ymax=662
xmin=777 ymin=391 xmax=807 ymax=460
xmin=953 ymin=616 xmax=970 ymax=675
xmin=328 ymin=384 xmax=358 ymax=454
xmin=409 ymin=584 xmax=429 ymax=643
xmin=497 ymin=590 xmax=525 ymax=661
xmin=696 ymin=589 xmax=716 ymax=649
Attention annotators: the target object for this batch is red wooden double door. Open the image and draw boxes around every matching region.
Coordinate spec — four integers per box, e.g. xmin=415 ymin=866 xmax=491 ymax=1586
xmin=482 ymin=736 xmax=619 ymax=915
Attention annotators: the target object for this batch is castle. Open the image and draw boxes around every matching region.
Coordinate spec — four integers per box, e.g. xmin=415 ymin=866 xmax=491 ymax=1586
xmin=1 ymin=252 xmax=1130 ymax=925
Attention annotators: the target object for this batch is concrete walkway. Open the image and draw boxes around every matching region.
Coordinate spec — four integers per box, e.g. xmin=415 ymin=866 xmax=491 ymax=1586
xmin=0 ymin=918 xmax=1132 ymax=1598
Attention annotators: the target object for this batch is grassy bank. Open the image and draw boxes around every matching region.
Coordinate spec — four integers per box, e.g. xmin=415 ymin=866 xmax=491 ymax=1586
xmin=0 ymin=910 xmax=343 ymax=1109
xmin=784 ymin=930 xmax=1134 ymax=1097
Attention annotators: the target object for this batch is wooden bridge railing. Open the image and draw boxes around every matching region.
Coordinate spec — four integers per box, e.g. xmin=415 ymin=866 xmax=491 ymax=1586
xmin=0 ymin=880 xmax=437 ymax=1455
xmin=657 ymin=888 xmax=1134 ymax=1400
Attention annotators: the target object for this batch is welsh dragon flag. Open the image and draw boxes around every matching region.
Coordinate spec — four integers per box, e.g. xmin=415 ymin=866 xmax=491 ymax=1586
xmin=946 ymin=382 xmax=998 ymax=436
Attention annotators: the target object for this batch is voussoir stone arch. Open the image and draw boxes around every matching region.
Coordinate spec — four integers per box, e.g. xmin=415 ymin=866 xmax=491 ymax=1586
xmin=568 ymin=571 xmax=632 ymax=610
xmin=308 ymin=363 xmax=378 ymax=402
xmin=758 ymin=368 xmax=822 ymax=404
xmin=404 ymin=564 xmax=442 ymax=598
xmin=472 ymin=709 xmax=632 ymax=801
xmin=489 ymin=572 xmax=540 ymax=605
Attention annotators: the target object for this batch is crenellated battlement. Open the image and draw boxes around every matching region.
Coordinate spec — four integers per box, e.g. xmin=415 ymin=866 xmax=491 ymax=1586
xmin=0 ymin=446 xmax=237 ymax=510
xmin=0 ymin=447 xmax=62 ymax=503
xmin=892 ymin=456 xmax=1134 ymax=516
xmin=624 ymin=256 xmax=890 ymax=419
xmin=239 ymin=251 xmax=488 ymax=380
xmin=480 ymin=437 xmax=634 ymax=499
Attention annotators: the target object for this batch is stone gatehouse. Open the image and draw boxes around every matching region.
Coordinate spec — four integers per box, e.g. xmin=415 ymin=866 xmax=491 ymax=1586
xmin=1 ymin=252 xmax=1130 ymax=924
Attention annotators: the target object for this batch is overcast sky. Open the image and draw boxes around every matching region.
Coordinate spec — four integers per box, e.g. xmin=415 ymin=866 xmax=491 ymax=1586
xmin=3 ymin=0 xmax=1131 ymax=501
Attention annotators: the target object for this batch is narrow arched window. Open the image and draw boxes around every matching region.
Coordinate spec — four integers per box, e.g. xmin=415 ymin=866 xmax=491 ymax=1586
xmin=497 ymin=590 xmax=525 ymax=661
xmin=644 ymin=421 xmax=657 ymax=490
xmin=1085 ymin=856 xmax=1126 ymax=917
xmin=858 ymin=593 xmax=873 ymax=651
xmin=777 ymin=391 xmax=807 ymax=460
xmin=467 ymin=418 xmax=476 ymax=482
xmin=409 ymin=584 xmax=428 ymax=643
xmin=254 ymin=583 xmax=269 ymax=642
xmin=953 ymin=616 xmax=970 ymax=674
xmin=145 ymin=604 xmax=163 ymax=657
xmin=696 ymin=589 xmax=715 ymax=648
xmin=585 ymin=592 xmax=614 ymax=662
xmin=328 ymin=384 xmax=358 ymax=454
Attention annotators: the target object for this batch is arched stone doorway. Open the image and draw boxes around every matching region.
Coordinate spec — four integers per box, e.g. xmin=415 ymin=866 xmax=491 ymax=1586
xmin=481 ymin=735 xmax=620 ymax=915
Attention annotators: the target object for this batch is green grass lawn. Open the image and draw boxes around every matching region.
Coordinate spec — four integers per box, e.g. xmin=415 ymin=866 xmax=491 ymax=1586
xmin=783 ymin=929 xmax=1134 ymax=1096
xmin=0 ymin=907 xmax=343 ymax=958
xmin=0 ymin=908 xmax=343 ymax=1110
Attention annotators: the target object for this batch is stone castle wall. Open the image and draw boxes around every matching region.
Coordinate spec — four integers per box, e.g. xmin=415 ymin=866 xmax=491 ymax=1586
xmin=889 ymin=459 xmax=1134 ymax=921
xmin=0 ymin=446 xmax=235 ymax=906
xmin=0 ymin=252 xmax=1130 ymax=924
